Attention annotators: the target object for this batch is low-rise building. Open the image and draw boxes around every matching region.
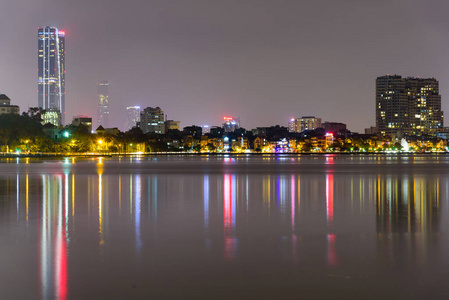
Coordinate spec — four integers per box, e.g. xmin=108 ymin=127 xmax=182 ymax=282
xmin=0 ymin=94 xmax=20 ymax=115
xmin=72 ymin=116 xmax=93 ymax=132
xmin=165 ymin=120 xmax=180 ymax=133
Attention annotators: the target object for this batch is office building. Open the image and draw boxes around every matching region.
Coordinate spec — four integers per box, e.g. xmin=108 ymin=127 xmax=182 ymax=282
xmin=140 ymin=107 xmax=164 ymax=134
xmin=0 ymin=94 xmax=20 ymax=115
xmin=38 ymin=27 xmax=65 ymax=124
xmin=97 ymin=81 xmax=109 ymax=128
xmin=376 ymin=75 xmax=443 ymax=135
xmin=125 ymin=106 xmax=141 ymax=131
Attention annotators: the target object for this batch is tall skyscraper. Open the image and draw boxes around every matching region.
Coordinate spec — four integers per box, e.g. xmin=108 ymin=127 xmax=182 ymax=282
xmin=38 ymin=26 xmax=66 ymax=124
xmin=376 ymin=75 xmax=443 ymax=136
xmin=97 ymin=81 xmax=109 ymax=128
xmin=140 ymin=107 xmax=165 ymax=134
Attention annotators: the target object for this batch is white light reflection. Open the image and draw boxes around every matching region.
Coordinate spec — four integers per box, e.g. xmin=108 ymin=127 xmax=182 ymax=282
xmin=204 ymin=175 xmax=209 ymax=230
xmin=16 ymin=174 xmax=19 ymax=220
xmin=135 ymin=175 xmax=142 ymax=254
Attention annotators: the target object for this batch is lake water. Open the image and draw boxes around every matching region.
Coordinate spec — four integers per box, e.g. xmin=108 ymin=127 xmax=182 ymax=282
xmin=1 ymin=155 xmax=449 ymax=299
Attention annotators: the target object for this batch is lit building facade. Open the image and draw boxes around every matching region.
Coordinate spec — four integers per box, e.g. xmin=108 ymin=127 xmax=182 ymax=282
xmin=376 ymin=75 xmax=443 ymax=136
xmin=299 ymin=116 xmax=321 ymax=131
xmin=97 ymin=81 xmax=109 ymax=128
xmin=38 ymin=27 xmax=65 ymax=124
xmin=288 ymin=118 xmax=296 ymax=132
xmin=140 ymin=107 xmax=165 ymax=134
xmin=406 ymin=77 xmax=443 ymax=135
xmin=202 ymin=125 xmax=211 ymax=134
xmin=125 ymin=106 xmax=141 ymax=131
xmin=42 ymin=108 xmax=62 ymax=127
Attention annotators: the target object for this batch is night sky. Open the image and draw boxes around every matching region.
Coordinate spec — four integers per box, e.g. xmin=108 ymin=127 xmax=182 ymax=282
xmin=1 ymin=0 xmax=448 ymax=132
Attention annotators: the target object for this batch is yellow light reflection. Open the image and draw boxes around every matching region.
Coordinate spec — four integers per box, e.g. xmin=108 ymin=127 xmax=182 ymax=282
xmin=26 ymin=173 xmax=29 ymax=224
xmin=99 ymin=170 xmax=104 ymax=246
xmin=119 ymin=175 xmax=122 ymax=215
xmin=72 ymin=174 xmax=75 ymax=217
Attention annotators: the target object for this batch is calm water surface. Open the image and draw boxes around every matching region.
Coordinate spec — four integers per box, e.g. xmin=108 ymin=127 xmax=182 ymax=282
xmin=1 ymin=155 xmax=449 ymax=299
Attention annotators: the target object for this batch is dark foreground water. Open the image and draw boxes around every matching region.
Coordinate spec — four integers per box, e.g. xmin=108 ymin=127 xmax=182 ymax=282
xmin=1 ymin=155 xmax=449 ymax=299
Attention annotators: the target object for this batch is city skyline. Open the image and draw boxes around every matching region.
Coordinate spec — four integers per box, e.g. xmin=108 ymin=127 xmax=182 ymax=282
xmin=2 ymin=1 xmax=449 ymax=131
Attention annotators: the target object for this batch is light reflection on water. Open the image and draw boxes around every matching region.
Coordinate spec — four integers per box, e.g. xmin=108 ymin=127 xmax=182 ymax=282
xmin=0 ymin=155 xmax=448 ymax=299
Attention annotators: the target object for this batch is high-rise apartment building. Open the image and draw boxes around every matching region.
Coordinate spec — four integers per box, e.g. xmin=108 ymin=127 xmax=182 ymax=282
xmin=125 ymin=106 xmax=141 ymax=131
xmin=288 ymin=118 xmax=296 ymax=132
xmin=97 ymin=82 xmax=109 ymax=128
xmin=140 ymin=107 xmax=165 ymax=134
xmin=376 ymin=75 xmax=443 ymax=135
xmin=289 ymin=116 xmax=321 ymax=133
xmin=38 ymin=26 xmax=65 ymax=124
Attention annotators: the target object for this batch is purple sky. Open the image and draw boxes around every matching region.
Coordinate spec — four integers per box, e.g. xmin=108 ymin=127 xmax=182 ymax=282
xmin=1 ymin=0 xmax=448 ymax=132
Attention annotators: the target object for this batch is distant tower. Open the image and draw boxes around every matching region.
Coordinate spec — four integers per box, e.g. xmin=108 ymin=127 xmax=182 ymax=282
xmin=38 ymin=26 xmax=66 ymax=124
xmin=97 ymin=81 xmax=109 ymax=128
xmin=125 ymin=106 xmax=141 ymax=131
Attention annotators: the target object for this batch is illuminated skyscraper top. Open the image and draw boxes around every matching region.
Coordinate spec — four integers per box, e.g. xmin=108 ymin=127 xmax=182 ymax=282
xmin=97 ymin=81 xmax=109 ymax=128
xmin=38 ymin=26 xmax=66 ymax=124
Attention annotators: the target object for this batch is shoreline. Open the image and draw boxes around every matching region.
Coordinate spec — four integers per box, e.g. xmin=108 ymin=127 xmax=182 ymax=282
xmin=0 ymin=151 xmax=447 ymax=158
